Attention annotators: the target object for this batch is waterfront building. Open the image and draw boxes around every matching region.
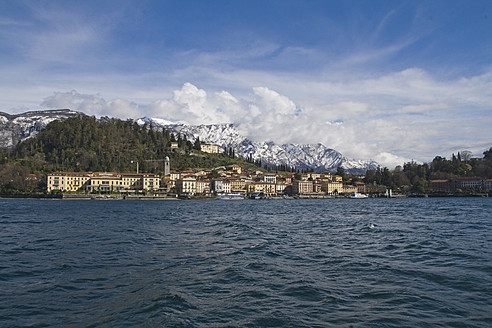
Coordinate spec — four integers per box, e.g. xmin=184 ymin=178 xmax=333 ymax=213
xmin=354 ymin=181 xmax=367 ymax=193
xmin=247 ymin=182 xmax=277 ymax=196
xmin=47 ymin=172 xmax=160 ymax=193
xmin=89 ymin=172 xmax=126 ymax=192
xmin=211 ymin=179 xmax=224 ymax=193
xmin=485 ymin=179 xmax=492 ymax=191
xmin=222 ymin=180 xmax=232 ymax=194
xmin=430 ymin=177 xmax=491 ymax=193
xmin=429 ymin=180 xmax=454 ymax=192
xmin=454 ymin=177 xmax=485 ymax=191
xmin=293 ymin=180 xmax=313 ymax=194
xmin=230 ymin=178 xmax=246 ymax=192
xmin=276 ymin=182 xmax=288 ymax=194
xmin=175 ymin=176 xmax=197 ymax=195
xmin=342 ymin=185 xmax=357 ymax=194
xmin=321 ymin=181 xmax=343 ymax=194
xmin=47 ymin=172 xmax=92 ymax=192
xmin=196 ymin=180 xmax=211 ymax=194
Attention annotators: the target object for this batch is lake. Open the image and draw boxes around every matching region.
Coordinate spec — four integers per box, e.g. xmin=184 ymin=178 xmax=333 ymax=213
xmin=0 ymin=198 xmax=491 ymax=327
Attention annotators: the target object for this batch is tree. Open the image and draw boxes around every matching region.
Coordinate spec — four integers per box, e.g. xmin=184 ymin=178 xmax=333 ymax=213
xmin=461 ymin=150 xmax=472 ymax=162
xmin=381 ymin=167 xmax=392 ymax=186
xmin=364 ymin=169 xmax=377 ymax=184
xmin=484 ymin=147 xmax=492 ymax=161
xmin=194 ymin=137 xmax=201 ymax=150
xmin=0 ymin=163 xmax=33 ymax=193
xmin=411 ymin=178 xmax=426 ymax=194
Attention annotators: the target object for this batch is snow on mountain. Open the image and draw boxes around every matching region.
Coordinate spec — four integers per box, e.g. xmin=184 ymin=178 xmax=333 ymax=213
xmin=0 ymin=109 xmax=82 ymax=148
xmin=136 ymin=117 xmax=188 ymax=126
xmin=141 ymin=119 xmax=378 ymax=173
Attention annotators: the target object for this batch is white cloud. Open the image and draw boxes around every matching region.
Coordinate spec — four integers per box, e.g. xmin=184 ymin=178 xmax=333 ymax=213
xmin=373 ymin=152 xmax=415 ymax=169
xmin=40 ymin=90 xmax=141 ymax=119
xmin=147 ymin=83 xmax=243 ymax=124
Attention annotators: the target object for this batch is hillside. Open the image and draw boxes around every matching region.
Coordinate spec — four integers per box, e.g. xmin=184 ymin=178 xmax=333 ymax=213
xmin=0 ymin=115 xmax=260 ymax=193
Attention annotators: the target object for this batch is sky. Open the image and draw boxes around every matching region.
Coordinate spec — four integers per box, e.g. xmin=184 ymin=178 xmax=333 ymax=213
xmin=1 ymin=0 xmax=491 ymax=168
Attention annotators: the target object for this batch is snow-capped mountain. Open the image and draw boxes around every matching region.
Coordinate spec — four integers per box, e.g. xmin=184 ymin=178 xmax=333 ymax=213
xmin=137 ymin=117 xmax=378 ymax=173
xmin=0 ymin=109 xmax=82 ymax=148
xmin=0 ymin=110 xmax=378 ymax=173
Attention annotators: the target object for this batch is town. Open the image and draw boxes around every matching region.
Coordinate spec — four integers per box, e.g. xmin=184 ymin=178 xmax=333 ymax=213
xmin=46 ymin=155 xmax=492 ymax=199
xmin=47 ymin=155 xmax=368 ymax=199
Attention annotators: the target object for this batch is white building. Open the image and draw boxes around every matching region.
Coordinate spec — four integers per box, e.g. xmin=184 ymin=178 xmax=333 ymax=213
xmin=176 ymin=176 xmax=197 ymax=195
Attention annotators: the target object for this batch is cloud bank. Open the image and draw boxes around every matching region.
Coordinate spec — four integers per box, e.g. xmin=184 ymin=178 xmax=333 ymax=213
xmin=38 ymin=67 xmax=492 ymax=169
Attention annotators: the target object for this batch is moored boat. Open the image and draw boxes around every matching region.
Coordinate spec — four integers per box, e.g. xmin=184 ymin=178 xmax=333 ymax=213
xmin=217 ymin=193 xmax=245 ymax=200
xmin=349 ymin=192 xmax=368 ymax=198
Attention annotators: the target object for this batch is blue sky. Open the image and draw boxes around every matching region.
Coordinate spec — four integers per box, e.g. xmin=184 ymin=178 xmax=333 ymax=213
xmin=1 ymin=0 xmax=491 ymax=167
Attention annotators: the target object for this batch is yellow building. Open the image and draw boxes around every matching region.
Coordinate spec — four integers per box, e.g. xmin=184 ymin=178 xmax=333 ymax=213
xmin=247 ymin=182 xmax=277 ymax=196
xmin=230 ymin=178 xmax=246 ymax=192
xmin=47 ymin=172 xmax=160 ymax=193
xmin=200 ymin=144 xmax=219 ymax=154
xmin=342 ymin=185 xmax=357 ymax=194
xmin=47 ymin=172 xmax=91 ymax=192
xmin=88 ymin=172 xmax=124 ymax=192
xmin=321 ymin=181 xmax=343 ymax=194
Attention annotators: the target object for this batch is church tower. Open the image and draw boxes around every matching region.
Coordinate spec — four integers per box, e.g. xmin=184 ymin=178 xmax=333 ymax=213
xmin=164 ymin=156 xmax=170 ymax=176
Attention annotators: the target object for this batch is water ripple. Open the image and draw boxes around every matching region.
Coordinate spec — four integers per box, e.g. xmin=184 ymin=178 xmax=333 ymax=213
xmin=0 ymin=198 xmax=491 ymax=327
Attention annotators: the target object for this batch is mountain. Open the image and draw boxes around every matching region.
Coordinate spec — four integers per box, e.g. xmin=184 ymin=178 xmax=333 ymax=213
xmin=137 ymin=118 xmax=378 ymax=173
xmin=0 ymin=110 xmax=378 ymax=173
xmin=0 ymin=109 xmax=82 ymax=148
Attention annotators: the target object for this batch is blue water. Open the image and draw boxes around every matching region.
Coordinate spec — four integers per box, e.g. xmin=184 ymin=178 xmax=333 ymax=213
xmin=0 ymin=198 xmax=491 ymax=327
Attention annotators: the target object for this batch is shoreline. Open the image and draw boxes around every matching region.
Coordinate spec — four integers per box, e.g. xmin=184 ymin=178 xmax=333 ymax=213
xmin=0 ymin=193 xmax=489 ymax=200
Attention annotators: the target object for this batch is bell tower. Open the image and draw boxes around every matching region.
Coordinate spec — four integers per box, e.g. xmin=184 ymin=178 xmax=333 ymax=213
xmin=164 ymin=156 xmax=170 ymax=176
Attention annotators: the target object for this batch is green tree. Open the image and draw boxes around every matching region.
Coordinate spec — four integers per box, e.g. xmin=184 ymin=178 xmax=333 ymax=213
xmin=194 ymin=137 xmax=201 ymax=150
xmin=483 ymin=147 xmax=492 ymax=161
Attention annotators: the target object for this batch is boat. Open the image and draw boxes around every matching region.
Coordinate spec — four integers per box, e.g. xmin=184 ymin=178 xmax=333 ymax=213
xmin=249 ymin=191 xmax=265 ymax=199
xmin=217 ymin=193 xmax=245 ymax=200
xmin=349 ymin=192 xmax=368 ymax=199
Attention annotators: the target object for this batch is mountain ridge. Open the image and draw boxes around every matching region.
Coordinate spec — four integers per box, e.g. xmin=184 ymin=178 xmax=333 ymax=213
xmin=137 ymin=117 xmax=378 ymax=173
xmin=0 ymin=110 xmax=378 ymax=173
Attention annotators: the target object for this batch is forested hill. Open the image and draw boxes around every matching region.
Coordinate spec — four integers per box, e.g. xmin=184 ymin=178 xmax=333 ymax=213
xmin=5 ymin=115 xmax=245 ymax=175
